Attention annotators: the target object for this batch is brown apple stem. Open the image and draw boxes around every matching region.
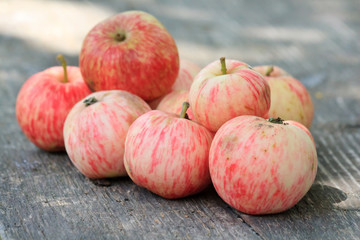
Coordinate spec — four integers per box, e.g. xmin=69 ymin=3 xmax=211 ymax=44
xmin=220 ymin=57 xmax=227 ymax=75
xmin=180 ymin=102 xmax=190 ymax=119
xmin=56 ymin=54 xmax=68 ymax=83
xmin=265 ymin=66 xmax=274 ymax=76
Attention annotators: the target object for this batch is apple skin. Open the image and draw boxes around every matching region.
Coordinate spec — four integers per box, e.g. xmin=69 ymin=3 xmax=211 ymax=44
xmin=147 ymin=58 xmax=200 ymax=109
xmin=124 ymin=109 xmax=213 ymax=199
xmin=189 ymin=59 xmax=271 ymax=132
xmin=79 ymin=10 xmax=179 ymax=101
xmin=171 ymin=59 xmax=201 ymax=91
xmin=16 ymin=66 xmax=92 ymax=152
xmin=253 ymin=65 xmax=314 ymax=128
xmin=156 ymin=90 xmax=194 ymax=120
xmin=209 ymin=115 xmax=317 ymax=215
xmin=63 ymin=90 xmax=151 ymax=178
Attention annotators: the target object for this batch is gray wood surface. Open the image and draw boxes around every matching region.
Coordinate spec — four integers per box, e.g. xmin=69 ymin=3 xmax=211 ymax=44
xmin=1 ymin=0 xmax=359 ymax=239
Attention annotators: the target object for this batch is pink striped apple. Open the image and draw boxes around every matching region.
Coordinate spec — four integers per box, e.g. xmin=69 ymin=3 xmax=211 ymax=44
xmin=253 ymin=65 xmax=314 ymax=128
xmin=63 ymin=90 xmax=151 ymax=178
xmin=16 ymin=55 xmax=92 ymax=152
xmin=79 ymin=10 xmax=179 ymax=101
xmin=171 ymin=59 xmax=201 ymax=91
xmin=124 ymin=103 xmax=213 ymax=199
xmin=156 ymin=90 xmax=194 ymax=120
xmin=147 ymin=58 xmax=201 ymax=109
xmin=209 ymin=115 xmax=317 ymax=215
xmin=189 ymin=57 xmax=271 ymax=132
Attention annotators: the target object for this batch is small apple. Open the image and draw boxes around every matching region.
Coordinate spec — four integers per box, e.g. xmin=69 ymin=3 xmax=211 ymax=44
xmin=156 ymin=90 xmax=194 ymax=120
xmin=16 ymin=54 xmax=92 ymax=151
xmin=124 ymin=102 xmax=213 ymax=199
xmin=171 ymin=59 xmax=201 ymax=91
xmin=147 ymin=58 xmax=201 ymax=109
xmin=253 ymin=65 xmax=314 ymax=128
xmin=79 ymin=10 xmax=179 ymax=101
xmin=189 ymin=57 xmax=271 ymax=132
xmin=209 ymin=115 xmax=317 ymax=215
xmin=63 ymin=90 xmax=151 ymax=178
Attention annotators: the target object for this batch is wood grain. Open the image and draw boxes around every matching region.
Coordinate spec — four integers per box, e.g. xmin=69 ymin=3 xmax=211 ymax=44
xmin=1 ymin=0 xmax=359 ymax=239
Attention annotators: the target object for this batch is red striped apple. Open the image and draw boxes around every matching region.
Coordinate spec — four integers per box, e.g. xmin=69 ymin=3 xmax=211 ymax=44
xmin=209 ymin=116 xmax=317 ymax=215
xmin=189 ymin=57 xmax=271 ymax=132
xmin=254 ymin=65 xmax=314 ymax=128
xmin=79 ymin=10 xmax=179 ymax=101
xmin=124 ymin=103 xmax=213 ymax=199
xmin=63 ymin=90 xmax=151 ymax=178
xmin=156 ymin=90 xmax=194 ymax=120
xmin=16 ymin=55 xmax=92 ymax=152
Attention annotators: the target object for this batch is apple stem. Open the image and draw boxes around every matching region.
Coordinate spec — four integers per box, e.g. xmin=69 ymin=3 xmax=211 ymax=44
xmin=265 ymin=66 xmax=274 ymax=76
xmin=180 ymin=102 xmax=190 ymax=119
xmin=268 ymin=117 xmax=288 ymax=125
xmin=220 ymin=57 xmax=227 ymax=75
xmin=56 ymin=54 xmax=68 ymax=83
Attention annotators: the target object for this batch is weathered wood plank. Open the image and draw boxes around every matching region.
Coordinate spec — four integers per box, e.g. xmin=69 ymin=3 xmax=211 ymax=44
xmin=0 ymin=149 xmax=261 ymax=239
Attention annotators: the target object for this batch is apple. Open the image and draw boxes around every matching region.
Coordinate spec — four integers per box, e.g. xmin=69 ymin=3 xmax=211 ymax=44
xmin=63 ymin=90 xmax=151 ymax=178
xmin=79 ymin=10 xmax=179 ymax=101
xmin=147 ymin=58 xmax=201 ymax=109
xmin=16 ymin=54 xmax=92 ymax=152
xmin=156 ymin=90 xmax=194 ymax=120
xmin=209 ymin=115 xmax=317 ymax=215
xmin=124 ymin=102 xmax=213 ymax=199
xmin=189 ymin=57 xmax=271 ymax=132
xmin=146 ymin=97 xmax=163 ymax=110
xmin=171 ymin=59 xmax=201 ymax=91
xmin=253 ymin=65 xmax=314 ymax=128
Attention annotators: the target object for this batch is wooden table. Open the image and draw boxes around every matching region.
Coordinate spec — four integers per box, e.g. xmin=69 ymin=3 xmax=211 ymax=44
xmin=1 ymin=0 xmax=359 ymax=239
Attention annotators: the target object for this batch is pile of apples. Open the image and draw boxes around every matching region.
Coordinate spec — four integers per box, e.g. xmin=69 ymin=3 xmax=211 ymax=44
xmin=16 ymin=11 xmax=317 ymax=215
